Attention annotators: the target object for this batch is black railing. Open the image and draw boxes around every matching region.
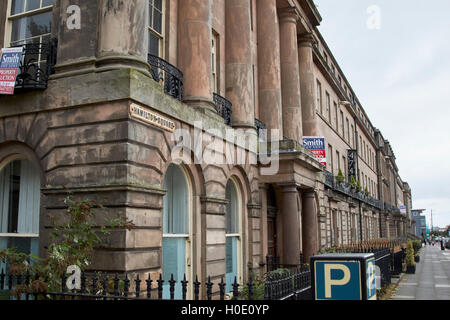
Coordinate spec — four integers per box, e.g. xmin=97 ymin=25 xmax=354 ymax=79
xmin=148 ymin=54 xmax=183 ymax=101
xmin=8 ymin=38 xmax=58 ymax=93
xmin=264 ymin=267 xmax=312 ymax=301
xmin=373 ymin=248 xmax=392 ymax=288
xmin=324 ymin=171 xmax=382 ymax=210
xmin=213 ymin=93 xmax=232 ymax=126
xmin=0 ymin=268 xmax=311 ymax=301
xmin=255 ymin=118 xmax=267 ymax=140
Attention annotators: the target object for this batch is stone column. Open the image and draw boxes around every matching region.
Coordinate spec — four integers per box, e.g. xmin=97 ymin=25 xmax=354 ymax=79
xmin=279 ymin=9 xmax=303 ymax=142
xmin=178 ymin=0 xmax=215 ymax=113
xmin=298 ymin=33 xmax=319 ymax=137
xmin=226 ymin=0 xmax=255 ymax=129
xmin=257 ymin=0 xmax=283 ymax=139
xmin=280 ymin=185 xmax=301 ymax=266
xmin=53 ymin=0 xmax=101 ymax=76
xmin=97 ymin=0 xmax=148 ymax=73
xmin=302 ymin=190 xmax=319 ymax=262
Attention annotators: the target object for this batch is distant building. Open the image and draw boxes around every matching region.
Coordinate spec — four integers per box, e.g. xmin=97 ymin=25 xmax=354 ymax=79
xmin=411 ymin=209 xmax=427 ymax=238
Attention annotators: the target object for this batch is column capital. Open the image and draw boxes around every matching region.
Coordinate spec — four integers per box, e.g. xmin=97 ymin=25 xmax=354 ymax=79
xmin=298 ymin=32 xmax=316 ymax=47
xmin=278 ymin=182 xmax=300 ymax=193
xmin=278 ymin=7 xmax=299 ymax=23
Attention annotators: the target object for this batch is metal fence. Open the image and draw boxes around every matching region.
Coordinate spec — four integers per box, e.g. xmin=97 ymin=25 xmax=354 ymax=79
xmin=0 ymin=267 xmax=312 ymax=301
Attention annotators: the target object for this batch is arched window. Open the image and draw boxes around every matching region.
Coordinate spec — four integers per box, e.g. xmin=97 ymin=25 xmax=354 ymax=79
xmin=225 ymin=179 xmax=242 ymax=292
xmin=162 ymin=164 xmax=190 ymax=299
xmin=0 ymin=159 xmax=41 ymax=271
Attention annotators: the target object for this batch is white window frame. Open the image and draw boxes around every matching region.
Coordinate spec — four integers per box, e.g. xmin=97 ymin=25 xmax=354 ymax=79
xmin=148 ymin=0 xmax=165 ymax=58
xmin=5 ymin=0 xmax=53 ymax=47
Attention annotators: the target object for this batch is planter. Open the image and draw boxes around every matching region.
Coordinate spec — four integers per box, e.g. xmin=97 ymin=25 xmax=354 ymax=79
xmin=414 ymin=255 xmax=420 ymax=263
xmin=406 ymin=265 xmax=416 ymax=274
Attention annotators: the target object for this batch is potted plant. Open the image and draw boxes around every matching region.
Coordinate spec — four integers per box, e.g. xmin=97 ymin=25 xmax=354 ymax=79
xmin=406 ymin=240 xmax=416 ymax=274
xmin=356 ymin=180 xmax=362 ymax=193
xmin=350 ymin=176 xmax=357 ymax=190
xmin=364 ymin=187 xmax=370 ymax=197
xmin=336 ymin=169 xmax=345 ymax=184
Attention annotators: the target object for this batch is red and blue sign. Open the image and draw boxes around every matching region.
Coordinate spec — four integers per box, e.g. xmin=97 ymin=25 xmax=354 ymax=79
xmin=0 ymin=47 xmax=23 ymax=95
xmin=303 ymin=136 xmax=327 ymax=169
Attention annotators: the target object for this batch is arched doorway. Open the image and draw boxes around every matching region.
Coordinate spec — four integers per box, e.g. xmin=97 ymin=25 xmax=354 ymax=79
xmin=225 ymin=178 xmax=242 ymax=292
xmin=0 ymin=159 xmax=41 ymax=271
xmin=162 ymin=163 xmax=191 ymax=299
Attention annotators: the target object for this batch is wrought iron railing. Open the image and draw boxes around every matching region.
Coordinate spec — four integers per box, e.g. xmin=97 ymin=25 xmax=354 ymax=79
xmin=213 ymin=93 xmax=232 ymax=126
xmin=147 ymin=54 xmax=183 ymax=101
xmin=324 ymin=171 xmax=382 ymax=210
xmin=9 ymin=38 xmax=58 ymax=93
xmin=0 ymin=268 xmax=311 ymax=301
xmin=255 ymin=118 xmax=267 ymax=140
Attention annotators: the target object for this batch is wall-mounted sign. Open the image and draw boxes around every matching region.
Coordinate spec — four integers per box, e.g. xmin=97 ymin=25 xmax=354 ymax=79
xmin=130 ymin=103 xmax=176 ymax=132
xmin=400 ymin=206 xmax=407 ymax=215
xmin=348 ymin=150 xmax=358 ymax=182
xmin=303 ymin=136 xmax=327 ymax=169
xmin=0 ymin=47 xmax=23 ymax=95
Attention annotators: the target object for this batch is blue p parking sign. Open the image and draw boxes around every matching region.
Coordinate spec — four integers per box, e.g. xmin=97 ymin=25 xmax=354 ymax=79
xmin=311 ymin=253 xmax=377 ymax=300
xmin=314 ymin=260 xmax=362 ymax=300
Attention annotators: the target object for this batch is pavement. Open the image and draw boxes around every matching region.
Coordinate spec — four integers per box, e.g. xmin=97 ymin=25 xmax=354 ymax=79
xmin=391 ymin=244 xmax=450 ymax=300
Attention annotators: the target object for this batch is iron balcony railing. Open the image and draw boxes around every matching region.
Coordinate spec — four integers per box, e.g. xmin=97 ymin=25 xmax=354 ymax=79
xmin=7 ymin=38 xmax=58 ymax=93
xmin=324 ymin=171 xmax=382 ymax=210
xmin=147 ymin=54 xmax=183 ymax=101
xmin=213 ymin=93 xmax=232 ymax=126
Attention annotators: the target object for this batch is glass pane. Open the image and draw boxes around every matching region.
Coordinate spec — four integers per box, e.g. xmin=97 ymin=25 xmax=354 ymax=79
xmin=149 ymin=4 xmax=153 ymax=28
xmin=11 ymin=11 xmax=52 ymax=43
xmin=0 ymin=237 xmax=39 ymax=277
xmin=42 ymin=0 xmax=54 ymax=7
xmin=11 ymin=0 xmax=25 ymax=15
xmin=149 ymin=32 xmax=160 ymax=57
xmin=163 ymin=164 xmax=188 ymax=235
xmin=162 ymin=237 xmax=186 ymax=299
xmin=225 ymin=237 xmax=238 ymax=292
xmin=154 ymin=0 xmax=162 ymax=11
xmin=26 ymin=0 xmax=40 ymax=11
xmin=153 ymin=10 xmax=162 ymax=34
xmin=226 ymin=181 xmax=239 ymax=234
xmin=8 ymin=161 xmax=21 ymax=234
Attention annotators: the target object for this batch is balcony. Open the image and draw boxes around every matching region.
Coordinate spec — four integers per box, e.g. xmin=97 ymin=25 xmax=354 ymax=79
xmin=148 ymin=54 xmax=183 ymax=101
xmin=213 ymin=93 xmax=232 ymax=126
xmin=5 ymin=38 xmax=58 ymax=94
xmin=324 ymin=171 xmax=382 ymax=210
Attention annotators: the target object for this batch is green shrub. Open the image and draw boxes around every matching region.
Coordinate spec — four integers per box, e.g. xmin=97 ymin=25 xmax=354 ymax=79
xmin=336 ymin=169 xmax=345 ymax=183
xmin=406 ymin=241 xmax=415 ymax=267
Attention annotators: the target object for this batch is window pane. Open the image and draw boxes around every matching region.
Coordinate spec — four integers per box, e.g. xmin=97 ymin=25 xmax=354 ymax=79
xmin=42 ymin=0 xmax=54 ymax=7
xmin=11 ymin=0 xmax=25 ymax=15
xmin=154 ymin=0 xmax=163 ymax=11
xmin=149 ymin=32 xmax=160 ymax=56
xmin=163 ymin=165 xmax=188 ymax=235
xmin=26 ymin=0 xmax=40 ymax=11
xmin=153 ymin=10 xmax=162 ymax=34
xmin=149 ymin=4 xmax=153 ymax=28
xmin=226 ymin=181 xmax=239 ymax=234
xmin=11 ymin=11 xmax=52 ymax=42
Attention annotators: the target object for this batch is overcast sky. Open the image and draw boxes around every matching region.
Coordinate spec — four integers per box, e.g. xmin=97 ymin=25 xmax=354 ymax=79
xmin=314 ymin=0 xmax=450 ymax=228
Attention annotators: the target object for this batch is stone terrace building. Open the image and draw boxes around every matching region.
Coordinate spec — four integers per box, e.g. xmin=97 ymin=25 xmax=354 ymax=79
xmin=0 ymin=0 xmax=411 ymax=298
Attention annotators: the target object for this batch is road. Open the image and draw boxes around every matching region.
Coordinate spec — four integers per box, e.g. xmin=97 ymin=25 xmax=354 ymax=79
xmin=392 ymin=243 xmax=450 ymax=300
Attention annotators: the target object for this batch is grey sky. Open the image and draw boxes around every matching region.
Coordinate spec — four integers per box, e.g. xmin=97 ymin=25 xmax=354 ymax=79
xmin=314 ymin=0 xmax=450 ymax=228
